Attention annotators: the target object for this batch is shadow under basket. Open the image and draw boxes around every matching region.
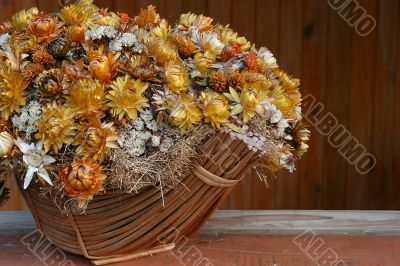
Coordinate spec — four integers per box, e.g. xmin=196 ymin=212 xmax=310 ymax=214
xmin=18 ymin=131 xmax=260 ymax=265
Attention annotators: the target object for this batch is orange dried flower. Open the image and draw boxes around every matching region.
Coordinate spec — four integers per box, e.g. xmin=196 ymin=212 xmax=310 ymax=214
xmin=209 ymin=71 xmax=227 ymax=93
xmin=0 ymin=21 xmax=12 ymax=34
xmin=135 ymin=5 xmax=160 ymax=28
xmin=29 ymin=15 xmax=57 ymax=42
xmin=34 ymin=69 xmax=61 ymax=96
xmin=21 ymin=63 xmax=45 ymax=81
xmin=243 ymin=52 xmax=258 ymax=71
xmin=32 ymin=50 xmax=56 ymax=69
xmin=171 ymin=35 xmax=196 ymax=58
xmin=66 ymin=25 xmax=85 ymax=43
xmin=124 ymin=54 xmax=157 ymax=80
xmin=0 ymin=119 xmax=11 ymax=132
xmin=227 ymin=70 xmax=245 ymax=89
xmin=221 ymin=43 xmax=241 ymax=62
xmin=119 ymin=13 xmax=130 ymax=24
xmin=73 ymin=118 xmax=119 ymax=161
xmin=60 ymin=157 xmax=106 ymax=201
xmin=88 ymin=46 xmax=118 ymax=83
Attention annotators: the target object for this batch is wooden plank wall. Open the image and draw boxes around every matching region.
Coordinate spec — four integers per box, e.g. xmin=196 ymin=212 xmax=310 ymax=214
xmin=0 ymin=0 xmax=399 ymax=210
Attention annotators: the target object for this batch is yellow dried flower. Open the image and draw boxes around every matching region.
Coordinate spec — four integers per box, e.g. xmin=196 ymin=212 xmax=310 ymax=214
xmin=167 ymin=94 xmax=202 ymax=132
xmin=74 ymin=118 xmax=119 ymax=161
xmin=224 ymin=87 xmax=270 ymax=122
xmin=59 ymin=0 xmax=97 ymax=27
xmin=269 ymin=86 xmax=298 ymax=120
xmin=0 ymin=131 xmax=15 ymax=157
xmin=292 ymin=122 xmax=310 ymax=158
xmin=241 ymin=71 xmax=272 ymax=92
xmin=178 ymin=13 xmax=213 ymax=32
xmin=215 ymin=25 xmax=251 ymax=51
xmin=67 ymin=78 xmax=106 ymax=118
xmin=146 ymin=37 xmax=178 ymax=65
xmin=35 ymin=102 xmax=76 ymax=153
xmin=11 ymin=7 xmax=39 ymax=30
xmin=0 ymin=65 xmax=28 ymax=120
xmin=95 ymin=9 xmax=120 ymax=27
xmin=60 ymin=157 xmax=106 ymax=201
xmin=106 ymin=75 xmax=149 ymax=120
xmin=165 ymin=61 xmax=189 ymax=94
xmin=200 ymin=90 xmax=230 ymax=128
xmin=194 ymin=51 xmax=216 ymax=74
xmin=151 ymin=20 xmax=170 ymax=40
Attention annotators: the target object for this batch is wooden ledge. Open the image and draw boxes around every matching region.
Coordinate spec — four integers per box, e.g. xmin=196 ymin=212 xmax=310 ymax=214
xmin=1 ymin=210 xmax=400 ymax=236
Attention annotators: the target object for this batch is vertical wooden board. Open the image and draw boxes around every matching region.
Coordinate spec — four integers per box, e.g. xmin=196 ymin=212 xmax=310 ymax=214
xmin=275 ymin=0 xmax=303 ymax=209
xmin=345 ymin=0 xmax=378 ymax=210
xmin=393 ymin=17 xmax=400 ymax=210
xmin=158 ymin=0 xmax=183 ymax=23
xmin=14 ymin=0 xmax=37 ymax=10
xmin=298 ymin=0 xmax=328 ymax=209
xmin=0 ymin=0 xmax=13 ymax=22
xmin=207 ymin=0 xmax=231 ymax=26
xmin=183 ymin=0 xmax=208 ymax=16
xmin=37 ymin=0 xmax=60 ymax=12
xmin=227 ymin=0 xmax=256 ymax=209
xmin=380 ymin=0 xmax=398 ymax=210
xmin=251 ymin=0 xmax=280 ymax=210
xmin=321 ymin=2 xmax=352 ymax=210
xmin=113 ymin=0 xmax=135 ymax=14
xmin=368 ymin=0 xmax=398 ymax=209
xmin=93 ymin=0 xmax=114 ymax=9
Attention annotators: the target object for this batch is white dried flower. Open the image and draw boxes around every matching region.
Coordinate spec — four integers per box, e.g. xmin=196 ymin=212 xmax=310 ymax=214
xmin=11 ymin=101 xmax=42 ymax=141
xmin=146 ymin=120 xmax=158 ymax=131
xmin=276 ymin=119 xmax=289 ymax=138
xmin=15 ymin=138 xmax=55 ymax=189
xmin=140 ymin=109 xmax=153 ymax=123
xmin=280 ymin=153 xmax=296 ymax=173
xmin=109 ymin=32 xmax=139 ymax=52
xmin=198 ymin=32 xmax=224 ymax=55
xmin=257 ymin=47 xmax=278 ymax=69
xmin=132 ymin=119 xmax=144 ymax=131
xmin=159 ymin=136 xmax=174 ymax=152
xmin=0 ymin=33 xmax=11 ymax=51
xmin=85 ymin=26 xmax=117 ymax=40
xmin=151 ymin=135 xmax=161 ymax=147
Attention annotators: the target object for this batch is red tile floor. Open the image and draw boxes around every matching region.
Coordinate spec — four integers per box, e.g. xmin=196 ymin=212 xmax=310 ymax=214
xmin=1 ymin=211 xmax=400 ymax=266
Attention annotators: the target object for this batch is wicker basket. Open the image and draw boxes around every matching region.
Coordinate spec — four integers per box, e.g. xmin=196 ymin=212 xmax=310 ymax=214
xmin=18 ymin=131 xmax=260 ymax=264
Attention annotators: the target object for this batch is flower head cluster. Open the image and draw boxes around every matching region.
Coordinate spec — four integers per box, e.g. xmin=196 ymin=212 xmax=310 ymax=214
xmin=0 ymin=2 xmax=308 ymax=203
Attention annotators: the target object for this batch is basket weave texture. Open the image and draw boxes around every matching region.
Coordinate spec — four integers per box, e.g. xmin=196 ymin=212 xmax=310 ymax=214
xmin=19 ymin=132 xmax=260 ymax=259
